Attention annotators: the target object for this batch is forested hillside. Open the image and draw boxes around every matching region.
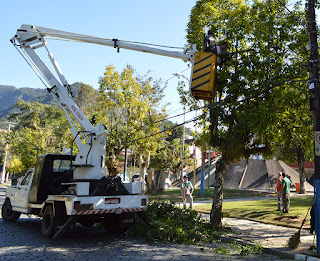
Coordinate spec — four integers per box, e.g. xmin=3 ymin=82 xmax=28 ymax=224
xmin=0 ymin=84 xmax=82 ymax=128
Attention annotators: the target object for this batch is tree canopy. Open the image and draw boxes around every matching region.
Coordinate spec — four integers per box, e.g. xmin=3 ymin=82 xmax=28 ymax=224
xmin=94 ymin=65 xmax=167 ymax=176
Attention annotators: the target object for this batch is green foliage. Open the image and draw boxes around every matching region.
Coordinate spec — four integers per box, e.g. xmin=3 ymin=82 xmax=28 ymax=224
xmin=5 ymin=101 xmax=74 ymax=170
xmin=129 ymin=201 xmax=219 ymax=244
xmin=95 ymin=65 xmax=166 ymax=174
xmin=239 ymin=244 xmax=263 ymax=256
xmin=150 ymin=138 xmax=192 ymax=179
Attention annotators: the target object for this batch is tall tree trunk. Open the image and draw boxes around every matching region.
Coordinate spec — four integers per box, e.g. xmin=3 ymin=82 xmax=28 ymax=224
xmin=138 ymin=152 xmax=151 ymax=193
xmin=297 ymin=147 xmax=306 ymax=194
xmin=210 ymin=156 xmax=231 ymax=227
xmin=146 ymin=169 xmax=153 ymax=193
xmin=152 ymin=169 xmax=167 ymax=192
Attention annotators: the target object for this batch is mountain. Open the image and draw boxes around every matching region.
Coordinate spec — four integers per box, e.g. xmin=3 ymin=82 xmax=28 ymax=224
xmin=0 ymin=85 xmax=54 ymax=117
xmin=0 ymin=84 xmax=82 ymax=129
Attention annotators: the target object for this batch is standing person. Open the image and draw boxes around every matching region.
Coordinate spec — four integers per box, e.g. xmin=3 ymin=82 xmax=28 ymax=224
xmin=281 ymin=172 xmax=293 ymax=213
xmin=181 ymin=175 xmax=194 ymax=209
xmin=276 ymin=172 xmax=283 ymax=211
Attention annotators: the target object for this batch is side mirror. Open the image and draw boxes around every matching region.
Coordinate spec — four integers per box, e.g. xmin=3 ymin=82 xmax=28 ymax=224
xmin=11 ymin=177 xmax=17 ymax=187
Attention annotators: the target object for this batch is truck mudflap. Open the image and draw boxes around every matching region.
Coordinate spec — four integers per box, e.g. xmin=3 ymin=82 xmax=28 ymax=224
xmin=74 ymin=207 xmax=146 ymax=216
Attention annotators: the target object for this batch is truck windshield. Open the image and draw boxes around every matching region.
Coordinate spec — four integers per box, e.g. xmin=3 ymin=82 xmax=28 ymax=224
xmin=53 ymin=160 xmax=72 ymax=172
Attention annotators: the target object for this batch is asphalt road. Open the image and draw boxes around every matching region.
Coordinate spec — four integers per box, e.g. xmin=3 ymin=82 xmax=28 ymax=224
xmin=0 ymin=184 xmax=293 ymax=261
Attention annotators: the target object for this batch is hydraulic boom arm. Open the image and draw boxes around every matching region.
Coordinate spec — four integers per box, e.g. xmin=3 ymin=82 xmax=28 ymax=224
xmin=11 ymin=24 xmax=197 ymax=184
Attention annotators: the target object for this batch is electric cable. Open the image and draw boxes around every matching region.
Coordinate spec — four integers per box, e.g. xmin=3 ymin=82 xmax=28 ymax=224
xmin=276 ymin=0 xmax=303 ymax=24
xmin=124 ymin=112 xmax=202 ymax=146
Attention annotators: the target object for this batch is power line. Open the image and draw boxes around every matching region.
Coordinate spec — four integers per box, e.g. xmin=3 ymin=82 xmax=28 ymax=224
xmin=276 ymin=0 xmax=302 ymax=24
xmin=124 ymin=113 xmax=202 ymax=145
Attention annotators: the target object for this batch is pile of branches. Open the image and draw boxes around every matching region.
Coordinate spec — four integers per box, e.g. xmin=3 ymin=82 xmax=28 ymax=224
xmin=129 ymin=201 xmax=222 ymax=244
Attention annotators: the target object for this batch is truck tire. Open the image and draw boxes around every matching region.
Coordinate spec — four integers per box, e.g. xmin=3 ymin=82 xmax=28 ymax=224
xmin=1 ymin=198 xmax=21 ymax=222
xmin=41 ymin=205 xmax=56 ymax=238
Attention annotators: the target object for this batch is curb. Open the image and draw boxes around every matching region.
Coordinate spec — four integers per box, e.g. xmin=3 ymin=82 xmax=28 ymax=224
xmin=294 ymin=254 xmax=320 ymax=260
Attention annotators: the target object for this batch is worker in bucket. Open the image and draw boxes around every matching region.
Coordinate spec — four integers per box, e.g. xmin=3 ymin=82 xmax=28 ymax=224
xmin=204 ymin=30 xmax=232 ymax=65
xmin=181 ymin=175 xmax=194 ymax=209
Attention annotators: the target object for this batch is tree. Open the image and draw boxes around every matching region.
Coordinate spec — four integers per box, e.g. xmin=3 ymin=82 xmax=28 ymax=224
xmin=94 ymin=65 xmax=166 ymax=178
xmin=186 ymin=0 xmax=308 ymax=226
xmin=6 ymin=101 xmax=73 ymax=170
xmin=259 ymin=83 xmax=313 ymax=193
xmin=150 ymin=138 xmax=192 ymax=191
xmin=75 ymin=83 xmax=99 ymax=120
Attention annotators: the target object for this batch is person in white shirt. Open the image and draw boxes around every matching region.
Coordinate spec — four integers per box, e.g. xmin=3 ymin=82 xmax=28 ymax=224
xmin=181 ymin=175 xmax=194 ymax=209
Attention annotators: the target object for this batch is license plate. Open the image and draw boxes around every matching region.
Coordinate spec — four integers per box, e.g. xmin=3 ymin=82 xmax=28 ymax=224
xmin=105 ymin=198 xmax=120 ymax=204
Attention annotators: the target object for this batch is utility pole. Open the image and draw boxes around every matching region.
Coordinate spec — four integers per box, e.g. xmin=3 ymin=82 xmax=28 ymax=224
xmin=180 ymin=109 xmax=185 ymax=184
xmin=193 ymin=110 xmax=197 ymax=188
xmin=208 ymin=151 xmax=211 ymax=189
xmin=306 ymin=0 xmax=320 ymax=255
xmin=123 ymin=148 xmax=127 ymax=181
xmin=200 ymin=151 xmax=206 ymax=195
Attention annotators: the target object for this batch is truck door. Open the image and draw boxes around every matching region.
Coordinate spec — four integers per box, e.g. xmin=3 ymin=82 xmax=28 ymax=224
xmin=12 ymin=171 xmax=33 ymax=212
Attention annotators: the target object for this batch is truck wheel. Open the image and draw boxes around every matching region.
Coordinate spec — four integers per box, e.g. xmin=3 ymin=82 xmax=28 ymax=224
xmin=41 ymin=205 xmax=56 ymax=238
xmin=1 ymin=198 xmax=21 ymax=222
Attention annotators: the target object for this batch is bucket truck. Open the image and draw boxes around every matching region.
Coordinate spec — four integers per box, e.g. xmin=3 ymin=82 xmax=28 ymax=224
xmin=1 ymin=24 xmax=203 ymax=238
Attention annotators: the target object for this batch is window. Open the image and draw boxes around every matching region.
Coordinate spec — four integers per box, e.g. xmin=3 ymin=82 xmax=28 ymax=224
xmin=53 ymin=160 xmax=72 ymax=172
xmin=20 ymin=171 xmax=32 ymax=186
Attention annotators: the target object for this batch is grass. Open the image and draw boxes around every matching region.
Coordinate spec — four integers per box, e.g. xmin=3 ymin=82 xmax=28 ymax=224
xmin=148 ymin=187 xmax=274 ymax=202
xmin=194 ymin=195 xmax=314 ymax=229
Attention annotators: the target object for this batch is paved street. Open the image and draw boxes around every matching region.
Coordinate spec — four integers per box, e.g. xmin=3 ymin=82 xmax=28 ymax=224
xmin=0 ymin=183 xmax=295 ymax=261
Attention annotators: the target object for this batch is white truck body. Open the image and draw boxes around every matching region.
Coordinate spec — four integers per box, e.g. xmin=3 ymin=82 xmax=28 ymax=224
xmin=6 ymin=175 xmax=146 ymax=216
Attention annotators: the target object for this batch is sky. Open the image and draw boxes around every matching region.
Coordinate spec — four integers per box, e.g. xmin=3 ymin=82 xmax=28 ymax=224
xmin=1 ymin=0 xmax=197 ymax=127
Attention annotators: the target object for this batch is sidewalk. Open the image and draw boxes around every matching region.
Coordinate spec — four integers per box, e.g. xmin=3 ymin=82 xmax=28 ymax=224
xmin=198 ymin=210 xmax=320 ymax=260
xmin=224 ymin=217 xmax=318 ymax=260
xmin=191 ymin=191 xmax=320 ymax=260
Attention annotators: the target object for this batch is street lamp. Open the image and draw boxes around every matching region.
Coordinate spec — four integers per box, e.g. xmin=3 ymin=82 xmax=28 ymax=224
xmin=173 ymin=72 xmax=190 ymax=83
xmin=173 ymin=73 xmax=191 ymax=185
xmin=173 ymin=72 xmax=200 ymax=188
xmin=105 ymin=96 xmax=128 ymax=181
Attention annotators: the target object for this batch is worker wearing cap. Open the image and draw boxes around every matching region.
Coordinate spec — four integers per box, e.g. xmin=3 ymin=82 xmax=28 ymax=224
xmin=181 ymin=175 xmax=194 ymax=209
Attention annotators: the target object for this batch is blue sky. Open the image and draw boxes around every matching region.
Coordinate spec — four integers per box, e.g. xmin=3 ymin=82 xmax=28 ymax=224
xmin=1 ymin=0 xmax=197 ymax=125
